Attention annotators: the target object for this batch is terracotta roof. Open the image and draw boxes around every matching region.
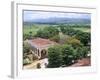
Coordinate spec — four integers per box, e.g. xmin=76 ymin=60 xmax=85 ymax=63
xmin=29 ymin=38 xmax=57 ymax=49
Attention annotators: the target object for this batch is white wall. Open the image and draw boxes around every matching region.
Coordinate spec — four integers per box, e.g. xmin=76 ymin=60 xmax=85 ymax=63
xmin=0 ymin=0 xmax=100 ymax=80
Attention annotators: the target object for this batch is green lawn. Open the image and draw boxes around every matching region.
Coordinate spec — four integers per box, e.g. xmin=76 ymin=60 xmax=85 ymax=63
xmin=23 ymin=24 xmax=49 ymax=35
xmin=73 ymin=27 xmax=90 ymax=32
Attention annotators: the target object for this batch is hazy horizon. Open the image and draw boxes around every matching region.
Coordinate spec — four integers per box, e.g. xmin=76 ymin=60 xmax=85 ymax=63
xmin=23 ymin=10 xmax=91 ymax=22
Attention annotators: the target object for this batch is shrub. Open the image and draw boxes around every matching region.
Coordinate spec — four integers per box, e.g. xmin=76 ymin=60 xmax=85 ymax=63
xmin=37 ymin=63 xmax=41 ymax=69
xmin=23 ymin=58 xmax=31 ymax=65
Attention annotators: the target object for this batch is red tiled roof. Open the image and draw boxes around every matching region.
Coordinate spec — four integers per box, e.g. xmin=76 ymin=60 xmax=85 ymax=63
xmin=31 ymin=38 xmax=56 ymax=48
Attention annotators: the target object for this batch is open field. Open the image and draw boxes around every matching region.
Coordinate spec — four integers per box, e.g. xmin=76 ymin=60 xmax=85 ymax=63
xmin=23 ymin=24 xmax=56 ymax=35
xmin=23 ymin=24 xmax=90 ymax=35
xmin=73 ymin=27 xmax=90 ymax=32
xmin=23 ymin=25 xmax=45 ymax=35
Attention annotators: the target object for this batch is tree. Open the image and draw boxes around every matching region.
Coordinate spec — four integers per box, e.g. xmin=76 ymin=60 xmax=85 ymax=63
xmin=35 ymin=26 xmax=59 ymax=39
xmin=75 ymin=32 xmax=90 ymax=46
xmin=58 ymin=24 xmax=67 ymax=33
xmin=81 ymin=46 xmax=89 ymax=58
xmin=61 ymin=45 xmax=75 ymax=66
xmin=35 ymin=29 xmax=49 ymax=38
xmin=66 ymin=36 xmax=83 ymax=49
xmin=47 ymin=44 xmax=89 ymax=67
xmin=29 ymin=31 xmax=33 ymax=39
xmin=23 ymin=42 xmax=31 ymax=54
xmin=44 ymin=26 xmax=59 ymax=36
xmin=64 ymin=28 xmax=77 ymax=36
xmin=49 ymin=35 xmax=60 ymax=42
xmin=74 ymin=46 xmax=88 ymax=60
xmin=23 ymin=34 xmax=30 ymax=40
xmin=59 ymin=24 xmax=77 ymax=36
xmin=47 ymin=46 xmax=62 ymax=68
xmin=23 ymin=32 xmax=34 ymax=40
xmin=59 ymin=24 xmax=90 ymax=46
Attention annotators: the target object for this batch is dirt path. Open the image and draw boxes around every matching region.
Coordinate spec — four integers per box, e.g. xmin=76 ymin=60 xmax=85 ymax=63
xmin=23 ymin=58 xmax=48 ymax=69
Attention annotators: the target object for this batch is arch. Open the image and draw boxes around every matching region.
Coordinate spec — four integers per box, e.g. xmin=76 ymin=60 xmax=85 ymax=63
xmin=41 ymin=49 xmax=47 ymax=59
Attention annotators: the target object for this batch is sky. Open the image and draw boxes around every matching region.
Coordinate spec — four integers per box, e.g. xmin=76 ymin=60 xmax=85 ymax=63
xmin=23 ymin=10 xmax=91 ymax=22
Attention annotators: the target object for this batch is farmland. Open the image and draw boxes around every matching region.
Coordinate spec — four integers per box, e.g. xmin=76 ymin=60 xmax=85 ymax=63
xmin=23 ymin=24 xmax=90 ymax=35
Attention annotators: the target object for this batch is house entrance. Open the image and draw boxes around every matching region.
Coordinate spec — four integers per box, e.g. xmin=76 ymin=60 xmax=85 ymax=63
xmin=41 ymin=49 xmax=47 ymax=59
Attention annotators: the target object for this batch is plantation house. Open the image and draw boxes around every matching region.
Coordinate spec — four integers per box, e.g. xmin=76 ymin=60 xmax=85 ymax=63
xmin=26 ymin=38 xmax=57 ymax=59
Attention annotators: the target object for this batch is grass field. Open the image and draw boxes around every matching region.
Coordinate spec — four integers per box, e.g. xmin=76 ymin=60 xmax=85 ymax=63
xmin=73 ymin=27 xmax=90 ymax=32
xmin=23 ymin=24 xmax=48 ymax=35
xmin=23 ymin=24 xmax=90 ymax=36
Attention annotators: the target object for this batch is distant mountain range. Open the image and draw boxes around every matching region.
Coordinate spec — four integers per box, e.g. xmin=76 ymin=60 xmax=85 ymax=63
xmin=24 ymin=17 xmax=91 ymax=25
